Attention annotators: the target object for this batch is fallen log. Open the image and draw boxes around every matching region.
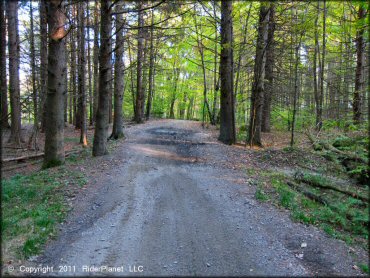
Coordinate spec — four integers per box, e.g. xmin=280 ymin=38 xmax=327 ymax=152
xmin=2 ymin=153 xmax=45 ymax=163
xmin=305 ymin=130 xmax=367 ymax=164
xmin=294 ymin=174 xmax=368 ymax=203
xmin=287 ymin=181 xmax=367 ymax=224
xmin=287 ymin=181 xmax=328 ymax=205
xmin=1 ymin=150 xmax=83 ymax=164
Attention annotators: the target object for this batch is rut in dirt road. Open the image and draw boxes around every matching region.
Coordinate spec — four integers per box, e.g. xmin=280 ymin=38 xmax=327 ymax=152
xmin=37 ymin=120 xmax=363 ymax=276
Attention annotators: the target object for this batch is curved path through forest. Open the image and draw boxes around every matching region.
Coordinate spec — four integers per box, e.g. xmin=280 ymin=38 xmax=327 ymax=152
xmin=37 ymin=120 xmax=363 ymax=276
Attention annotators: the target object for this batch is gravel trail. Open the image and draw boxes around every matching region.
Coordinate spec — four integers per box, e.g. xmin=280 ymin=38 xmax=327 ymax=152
xmin=36 ymin=120 xmax=364 ymax=276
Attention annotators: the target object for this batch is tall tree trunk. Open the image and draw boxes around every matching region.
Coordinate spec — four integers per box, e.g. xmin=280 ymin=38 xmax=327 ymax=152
xmin=86 ymin=1 xmax=93 ymax=126
xmin=261 ymin=3 xmax=275 ymax=133
xmin=110 ymin=6 xmax=125 ymax=139
xmin=234 ymin=3 xmax=252 ymax=103
xmin=247 ymin=3 xmax=269 ymax=147
xmin=353 ymin=3 xmax=365 ymax=125
xmin=128 ymin=41 xmax=136 ymax=116
xmin=70 ymin=16 xmax=77 ymax=127
xmin=28 ymin=1 xmax=39 ymax=149
xmin=78 ymin=1 xmax=87 ymax=145
xmin=134 ymin=1 xmax=144 ymax=123
xmin=327 ymin=61 xmax=336 ymax=119
xmin=318 ymin=0 xmax=326 ymax=130
xmin=43 ymin=0 xmax=67 ymax=167
xmin=290 ymin=8 xmax=304 ymax=147
xmin=313 ymin=4 xmax=322 ymax=130
xmin=6 ymin=0 xmax=22 ymax=145
xmin=145 ymin=9 xmax=155 ymax=120
xmin=108 ymin=38 xmax=113 ymax=124
xmin=75 ymin=3 xmax=82 ymax=130
xmin=194 ymin=11 xmax=213 ymax=125
xmin=211 ymin=0 xmax=219 ymax=124
xmin=92 ymin=0 xmax=111 ymax=156
xmin=0 ymin=0 xmax=9 ymax=128
xmin=92 ymin=0 xmax=99 ymax=122
xmin=169 ymin=67 xmax=179 ymax=119
xmin=219 ymin=0 xmax=236 ymax=145
xmin=39 ymin=0 xmax=48 ymax=132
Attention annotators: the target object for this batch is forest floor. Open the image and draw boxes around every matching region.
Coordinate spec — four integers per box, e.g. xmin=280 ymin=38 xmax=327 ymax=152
xmin=2 ymin=119 xmax=368 ymax=276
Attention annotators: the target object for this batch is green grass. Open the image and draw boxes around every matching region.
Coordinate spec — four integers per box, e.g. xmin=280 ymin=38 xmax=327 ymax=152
xmin=257 ymin=173 xmax=368 ymax=249
xmin=255 ymin=187 xmax=269 ymax=201
xmin=359 ymin=263 xmax=369 ymax=274
xmin=2 ymin=167 xmax=87 ymax=259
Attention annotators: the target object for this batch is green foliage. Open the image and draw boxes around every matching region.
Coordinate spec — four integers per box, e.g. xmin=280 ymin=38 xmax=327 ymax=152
xmin=359 ymin=263 xmax=369 ymax=274
xmin=255 ymin=187 xmax=269 ymax=201
xmin=2 ymin=168 xmax=87 ymax=259
xmin=255 ymin=170 xmax=368 ymax=249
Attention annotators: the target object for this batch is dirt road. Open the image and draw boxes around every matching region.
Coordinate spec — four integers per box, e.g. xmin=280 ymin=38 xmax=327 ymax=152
xmin=36 ymin=120 xmax=363 ymax=276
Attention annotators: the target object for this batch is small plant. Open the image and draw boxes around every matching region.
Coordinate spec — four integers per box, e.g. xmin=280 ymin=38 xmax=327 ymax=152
xmin=279 ymin=188 xmax=295 ymax=209
xmin=359 ymin=263 xmax=369 ymax=274
xmin=255 ymin=188 xmax=269 ymax=201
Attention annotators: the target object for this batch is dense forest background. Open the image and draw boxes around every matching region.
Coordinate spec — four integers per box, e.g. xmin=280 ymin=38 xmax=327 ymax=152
xmin=1 ymin=1 xmax=369 ymax=272
xmin=0 ymin=0 xmax=369 ymax=164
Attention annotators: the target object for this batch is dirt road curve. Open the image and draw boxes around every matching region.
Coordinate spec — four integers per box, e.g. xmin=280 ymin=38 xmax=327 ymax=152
xmin=37 ymin=120 xmax=363 ymax=276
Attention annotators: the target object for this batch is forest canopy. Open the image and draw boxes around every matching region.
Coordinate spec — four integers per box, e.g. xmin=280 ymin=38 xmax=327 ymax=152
xmin=0 ymin=0 xmax=368 ymax=165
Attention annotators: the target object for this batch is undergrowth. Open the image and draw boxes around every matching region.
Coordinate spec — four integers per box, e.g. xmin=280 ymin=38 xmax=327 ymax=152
xmin=2 ymin=168 xmax=87 ymax=259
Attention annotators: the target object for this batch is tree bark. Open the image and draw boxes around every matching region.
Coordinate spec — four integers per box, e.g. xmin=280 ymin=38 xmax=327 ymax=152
xmin=86 ymin=1 xmax=93 ymax=126
xmin=313 ymin=4 xmax=322 ymax=131
xmin=193 ymin=10 xmax=213 ymax=126
xmin=43 ymin=0 xmax=67 ymax=167
xmin=77 ymin=1 xmax=87 ymax=145
xmin=247 ymin=3 xmax=269 ymax=147
xmin=219 ymin=0 xmax=236 ymax=145
xmin=39 ymin=0 xmax=48 ymax=132
xmin=70 ymin=14 xmax=77 ymax=126
xmin=92 ymin=0 xmax=111 ymax=156
xmin=145 ymin=9 xmax=155 ymax=120
xmin=318 ymin=0 xmax=326 ymax=130
xmin=261 ymin=3 xmax=275 ymax=133
xmin=111 ymin=5 xmax=125 ymax=139
xmin=211 ymin=0 xmax=219 ymax=124
xmin=353 ymin=3 xmax=365 ymax=125
xmin=6 ymin=0 xmax=22 ymax=145
xmin=0 ymin=0 xmax=9 ymax=128
xmin=92 ymin=0 xmax=99 ymax=123
xmin=28 ymin=1 xmax=39 ymax=149
xmin=134 ymin=1 xmax=144 ymax=123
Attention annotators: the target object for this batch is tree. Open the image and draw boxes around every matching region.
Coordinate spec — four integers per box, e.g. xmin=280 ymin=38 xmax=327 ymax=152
xmin=261 ymin=3 xmax=275 ymax=133
xmin=0 ymin=0 xmax=9 ymax=128
xmin=134 ymin=1 xmax=145 ymax=123
xmin=353 ymin=3 xmax=366 ymax=125
xmin=77 ymin=1 xmax=87 ymax=145
xmin=110 ymin=4 xmax=125 ymax=139
xmin=92 ymin=0 xmax=112 ymax=156
xmin=86 ymin=2 xmax=93 ymax=126
xmin=93 ymin=0 xmax=99 ymax=122
xmin=39 ymin=0 xmax=48 ymax=132
xmin=318 ymin=0 xmax=327 ymax=130
xmin=247 ymin=3 xmax=269 ymax=147
xmin=219 ymin=0 xmax=235 ymax=145
xmin=28 ymin=1 xmax=39 ymax=149
xmin=6 ymin=0 xmax=22 ymax=145
xmin=43 ymin=0 xmax=68 ymax=168
xmin=145 ymin=9 xmax=155 ymax=120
